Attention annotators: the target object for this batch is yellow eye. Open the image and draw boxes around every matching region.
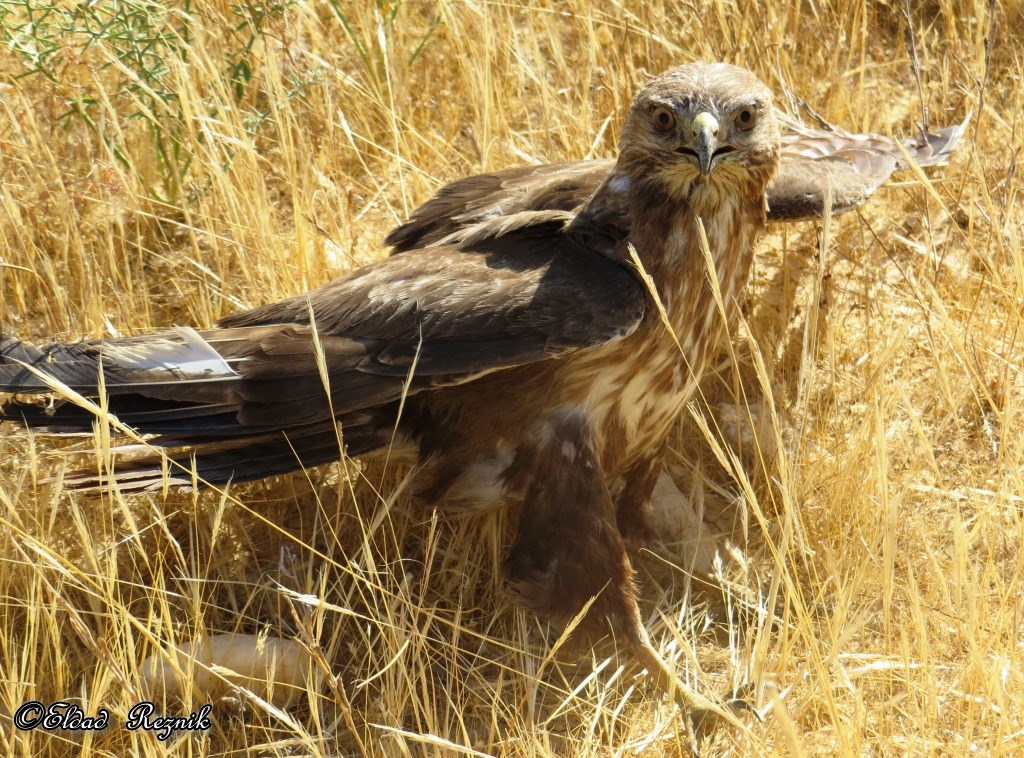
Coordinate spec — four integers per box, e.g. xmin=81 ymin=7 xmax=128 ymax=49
xmin=735 ymin=107 xmax=757 ymax=131
xmin=652 ymin=106 xmax=676 ymax=133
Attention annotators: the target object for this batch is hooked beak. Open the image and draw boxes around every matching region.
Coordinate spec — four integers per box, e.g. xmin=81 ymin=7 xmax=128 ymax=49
xmin=678 ymin=111 xmax=731 ymax=176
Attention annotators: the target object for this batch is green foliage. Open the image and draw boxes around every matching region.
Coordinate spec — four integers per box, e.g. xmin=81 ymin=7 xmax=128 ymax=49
xmin=326 ymin=0 xmax=442 ymax=90
xmin=0 ymin=0 xmax=195 ymax=198
xmin=0 ymin=1 xmax=441 ymax=202
xmin=227 ymin=0 xmax=293 ymax=101
xmin=0 ymin=0 xmax=316 ymax=201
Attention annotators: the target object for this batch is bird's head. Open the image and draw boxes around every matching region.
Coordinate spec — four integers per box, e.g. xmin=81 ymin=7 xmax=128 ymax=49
xmin=616 ymin=63 xmax=781 ymax=202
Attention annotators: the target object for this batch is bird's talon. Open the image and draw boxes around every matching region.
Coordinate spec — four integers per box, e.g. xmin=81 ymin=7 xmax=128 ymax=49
xmin=729 ymin=697 xmax=762 ymax=722
xmin=684 ymin=695 xmax=760 ymax=751
xmin=687 ymin=704 xmax=718 ymax=733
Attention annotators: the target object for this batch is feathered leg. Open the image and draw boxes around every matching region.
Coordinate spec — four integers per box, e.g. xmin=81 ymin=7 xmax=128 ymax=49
xmin=614 ymin=446 xmax=664 ymax=550
xmin=501 ymin=408 xmax=731 ymax=746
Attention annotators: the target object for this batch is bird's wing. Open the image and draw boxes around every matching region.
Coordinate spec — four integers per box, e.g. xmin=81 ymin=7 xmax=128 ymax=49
xmin=767 ymin=112 xmax=968 ymax=220
xmin=384 ymin=115 xmax=968 ymax=246
xmin=1 ymin=217 xmax=645 ymax=436
xmin=385 ymin=161 xmax=613 ymax=252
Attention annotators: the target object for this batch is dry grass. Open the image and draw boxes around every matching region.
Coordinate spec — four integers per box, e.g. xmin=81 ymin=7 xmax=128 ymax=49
xmin=1 ymin=0 xmax=1022 ymax=755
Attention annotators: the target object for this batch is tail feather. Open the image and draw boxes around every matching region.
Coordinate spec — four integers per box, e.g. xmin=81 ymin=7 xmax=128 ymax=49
xmin=1 ymin=397 xmax=246 ymax=436
xmin=60 ymin=417 xmax=392 ymax=491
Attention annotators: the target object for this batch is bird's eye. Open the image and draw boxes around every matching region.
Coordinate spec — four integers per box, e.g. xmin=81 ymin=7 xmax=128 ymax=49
xmin=652 ymin=106 xmax=676 ymax=133
xmin=735 ymin=107 xmax=757 ymax=132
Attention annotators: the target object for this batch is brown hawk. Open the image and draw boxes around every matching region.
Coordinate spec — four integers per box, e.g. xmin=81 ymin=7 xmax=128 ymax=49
xmin=382 ymin=92 xmax=965 ymax=571
xmin=0 ymin=63 xmax=963 ymax=739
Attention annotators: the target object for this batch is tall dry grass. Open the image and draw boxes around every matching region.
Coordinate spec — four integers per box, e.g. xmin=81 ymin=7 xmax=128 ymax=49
xmin=0 ymin=0 xmax=1021 ymax=755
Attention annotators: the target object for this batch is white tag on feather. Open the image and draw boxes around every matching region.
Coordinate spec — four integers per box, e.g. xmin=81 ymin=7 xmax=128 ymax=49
xmin=99 ymin=327 xmax=237 ymax=379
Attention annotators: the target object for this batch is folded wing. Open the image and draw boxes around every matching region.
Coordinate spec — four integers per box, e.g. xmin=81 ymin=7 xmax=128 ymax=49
xmin=1 ymin=219 xmax=645 ymax=488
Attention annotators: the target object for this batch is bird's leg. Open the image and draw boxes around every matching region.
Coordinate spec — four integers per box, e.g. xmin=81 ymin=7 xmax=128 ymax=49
xmin=613 ymin=447 xmax=664 ymax=551
xmin=627 ymin=627 xmax=745 ymax=743
xmin=501 ymin=409 xmax=734 ymax=745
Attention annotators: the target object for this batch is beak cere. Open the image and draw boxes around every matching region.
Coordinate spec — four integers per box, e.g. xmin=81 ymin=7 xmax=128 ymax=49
xmin=690 ymin=111 xmax=720 ymax=176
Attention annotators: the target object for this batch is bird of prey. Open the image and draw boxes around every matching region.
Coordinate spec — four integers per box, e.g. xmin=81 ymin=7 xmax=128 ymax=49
xmin=382 ymin=92 xmax=966 ymax=567
xmin=0 ymin=63 xmax=963 ymax=737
